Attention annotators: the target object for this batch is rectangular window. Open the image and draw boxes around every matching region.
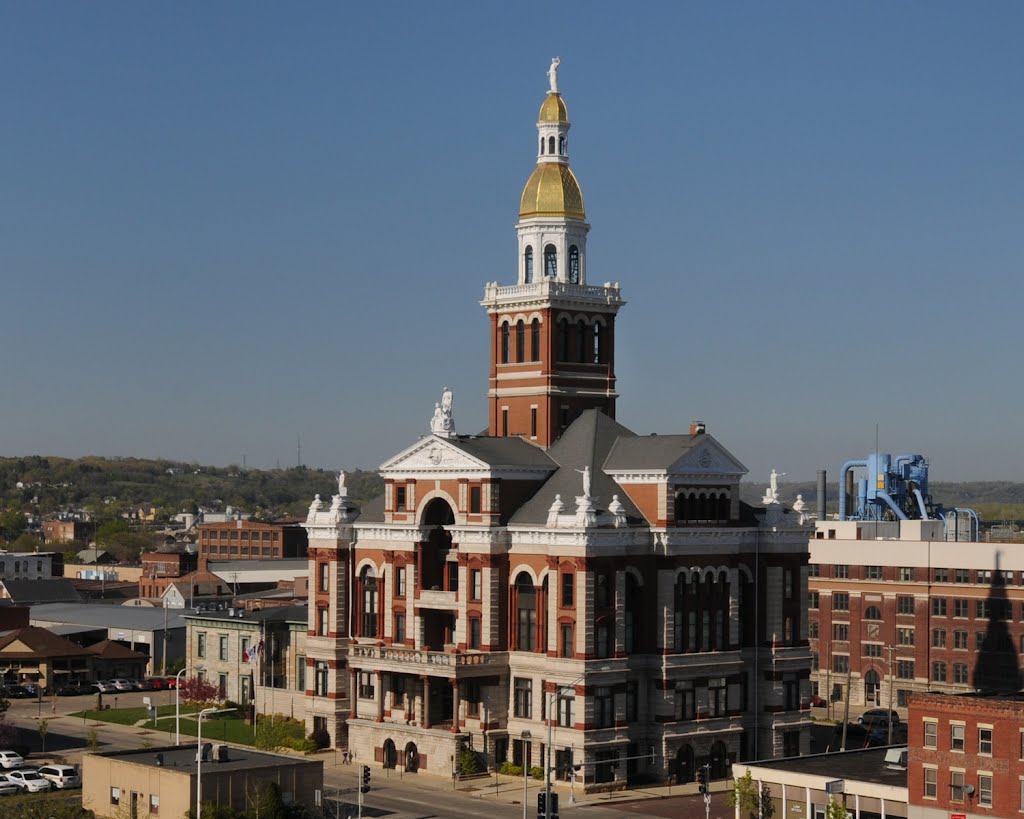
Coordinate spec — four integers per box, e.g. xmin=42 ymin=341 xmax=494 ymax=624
xmin=502 ymin=408 xmax=509 ymax=437
xmin=897 ymin=595 xmax=914 ymax=614
xmin=318 ymin=607 xmax=328 ymax=636
xmin=315 ymin=662 xmax=328 ymax=697
xmin=923 ymin=767 xmax=937 ymax=799
xmin=865 ymin=565 xmax=882 ymax=580
xmin=808 ymin=591 xmax=819 ymax=609
xmin=899 ymin=567 xmax=913 ymax=582
xmin=931 ymin=661 xmax=946 ymax=682
xmin=835 ymin=565 xmax=849 ymax=579
xmin=595 ymin=686 xmax=614 ymax=727
xmin=833 ymin=655 xmax=849 ymax=673
xmin=465 ymin=681 xmax=480 ymax=717
xmin=470 ymin=569 xmax=482 ymax=601
xmin=955 ymin=568 xmax=969 ymax=583
xmin=513 ymin=677 xmax=532 ymax=719
xmin=833 ymin=592 xmax=849 ymax=611
xmin=953 ymin=598 xmax=968 ymax=617
xmin=979 ymin=726 xmax=993 ymax=755
xmin=218 ymin=635 xmax=228 ymax=661
xmin=897 ymin=627 xmax=914 ymax=646
xmin=557 ymin=692 xmax=575 ymax=727
xmin=395 ymin=485 xmax=406 ymax=511
xmin=530 ymin=407 xmax=537 ymax=438
xmin=976 ymin=599 xmax=990 ymax=619
xmin=977 ymin=631 xmax=987 ymax=649
xmin=923 ymin=720 xmax=937 ymax=748
xmin=395 ymin=612 xmax=406 ymax=644
xmin=954 ymin=630 xmax=968 ymax=649
xmin=977 ymin=569 xmax=991 ymax=584
xmin=561 ymin=572 xmax=574 ymax=607
xmin=833 ymin=623 xmax=849 ymax=641
xmin=319 ymin=562 xmax=329 ymax=591
xmin=395 ymin=566 xmax=406 ymax=598
xmin=951 ymin=723 xmax=965 ymax=751
xmin=359 ymin=671 xmax=375 ymax=699
xmin=953 ymin=663 xmax=968 ymax=684
xmin=979 ymin=774 xmax=992 ymax=808
xmin=950 ymin=769 xmax=965 ymax=801
xmin=218 ymin=673 xmax=227 ymax=698
xmin=596 ymin=624 xmax=611 ymax=659
xmin=470 ymin=486 xmax=482 ymax=514
xmin=863 ymin=643 xmax=881 ymax=657
xmin=932 ymin=629 xmax=946 ymax=648
xmin=560 ymin=623 xmax=573 ymax=658
xmin=808 ymin=621 xmax=819 ymax=639
xmin=932 ymin=598 xmax=947 ymax=617
xmin=197 ymin=632 xmax=206 ymax=658
xmin=784 ymin=569 xmax=793 ymax=598
xmin=111 ymin=788 xmax=121 ymax=806
xmin=808 ymin=563 xmax=820 ymax=577
xmin=934 ymin=568 xmax=949 ymax=582
xmin=296 ymin=656 xmax=306 ymax=691
xmin=897 ymin=659 xmax=914 ymax=679
xmin=150 ymin=795 xmax=160 ymax=814
xmin=469 ymin=618 xmax=481 ymax=650
xmin=675 ymin=681 xmax=695 ymax=721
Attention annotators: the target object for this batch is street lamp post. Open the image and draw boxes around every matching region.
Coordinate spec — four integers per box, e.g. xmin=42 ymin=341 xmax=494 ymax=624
xmin=196 ymin=707 xmax=235 ymax=819
xmin=521 ymin=730 xmax=531 ymax=819
xmin=175 ymin=666 xmax=204 ymax=745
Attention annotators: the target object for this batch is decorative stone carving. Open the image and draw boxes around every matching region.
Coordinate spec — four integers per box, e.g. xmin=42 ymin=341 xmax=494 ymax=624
xmin=547 ymin=493 xmax=566 ymax=527
xmin=429 ymin=387 xmax=456 ymax=438
xmin=762 ymin=468 xmax=785 ymax=506
xmin=548 ymin=57 xmax=560 ymax=94
xmin=608 ymin=494 xmax=627 ymax=527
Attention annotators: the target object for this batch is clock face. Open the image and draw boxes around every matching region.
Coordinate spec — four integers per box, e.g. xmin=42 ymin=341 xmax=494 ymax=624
xmin=698 ymin=448 xmax=712 ymax=468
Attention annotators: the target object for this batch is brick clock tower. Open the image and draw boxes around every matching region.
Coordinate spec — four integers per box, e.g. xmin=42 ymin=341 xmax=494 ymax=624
xmin=481 ymin=62 xmax=624 ymax=448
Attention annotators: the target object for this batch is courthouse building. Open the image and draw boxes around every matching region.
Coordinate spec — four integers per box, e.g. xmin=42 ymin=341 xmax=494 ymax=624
xmin=303 ymin=63 xmax=813 ymax=789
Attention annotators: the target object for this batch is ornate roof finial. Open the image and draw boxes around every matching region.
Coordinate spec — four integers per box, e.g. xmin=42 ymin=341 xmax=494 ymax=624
xmin=548 ymin=57 xmax=560 ymax=94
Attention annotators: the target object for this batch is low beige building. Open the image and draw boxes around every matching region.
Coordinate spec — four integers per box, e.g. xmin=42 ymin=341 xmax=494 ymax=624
xmin=83 ymin=744 xmax=323 ymax=819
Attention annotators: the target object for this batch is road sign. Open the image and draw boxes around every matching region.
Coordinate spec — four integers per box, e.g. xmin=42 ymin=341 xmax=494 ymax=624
xmin=825 ymin=780 xmax=845 ymax=795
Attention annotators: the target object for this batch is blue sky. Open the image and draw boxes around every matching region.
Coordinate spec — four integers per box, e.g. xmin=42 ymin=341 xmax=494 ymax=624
xmin=2 ymin=3 xmax=1022 ymax=483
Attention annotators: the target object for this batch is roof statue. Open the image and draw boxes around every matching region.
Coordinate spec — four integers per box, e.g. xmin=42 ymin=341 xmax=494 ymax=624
xmin=576 ymin=465 xmax=592 ymax=498
xmin=337 ymin=470 xmax=348 ymax=498
xmin=308 ymin=494 xmax=323 ymax=517
xmin=762 ymin=468 xmax=785 ymax=506
xmin=430 ymin=387 xmax=456 ymax=438
xmin=548 ymin=57 xmax=560 ymax=94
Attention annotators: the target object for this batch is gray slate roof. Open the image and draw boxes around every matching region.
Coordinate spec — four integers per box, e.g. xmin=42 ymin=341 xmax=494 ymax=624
xmin=509 ymin=409 xmax=646 ymax=526
xmin=29 ymin=602 xmax=187 ymax=631
xmin=0 ymin=578 xmax=82 ymax=605
xmin=603 ymin=434 xmax=698 ymax=471
xmin=357 ymin=493 xmax=385 ymax=523
xmin=446 ymin=436 xmax=556 ymax=469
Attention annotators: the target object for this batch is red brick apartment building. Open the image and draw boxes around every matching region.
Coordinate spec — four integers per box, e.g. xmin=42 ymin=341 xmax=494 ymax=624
xmin=138 ymin=550 xmax=198 ymax=598
xmin=808 ymin=518 xmax=1023 ymax=711
xmin=196 ymin=520 xmax=307 ymax=564
xmin=908 ymin=692 xmax=1024 ymax=819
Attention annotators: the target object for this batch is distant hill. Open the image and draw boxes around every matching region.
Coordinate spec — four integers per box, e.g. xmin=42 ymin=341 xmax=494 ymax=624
xmin=0 ymin=455 xmax=383 ymax=521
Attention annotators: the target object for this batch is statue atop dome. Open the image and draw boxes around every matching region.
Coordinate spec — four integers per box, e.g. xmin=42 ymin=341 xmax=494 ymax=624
xmin=548 ymin=57 xmax=560 ymax=94
xmin=430 ymin=387 xmax=456 ymax=438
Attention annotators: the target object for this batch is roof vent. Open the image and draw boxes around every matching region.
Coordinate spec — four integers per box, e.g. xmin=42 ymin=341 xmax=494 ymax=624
xmin=884 ymin=747 xmax=908 ymax=769
xmin=690 ymin=422 xmax=706 ymax=435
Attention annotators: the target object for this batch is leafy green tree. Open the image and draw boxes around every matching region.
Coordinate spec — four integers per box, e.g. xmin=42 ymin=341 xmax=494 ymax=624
xmin=729 ymin=770 xmax=775 ymax=819
xmin=825 ymin=797 xmax=848 ymax=819
xmin=9 ymin=534 xmax=42 ymax=552
xmin=0 ymin=509 xmax=26 ymax=540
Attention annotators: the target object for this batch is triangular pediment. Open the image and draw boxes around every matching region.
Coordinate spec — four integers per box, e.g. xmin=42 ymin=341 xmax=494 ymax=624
xmin=668 ymin=436 xmax=747 ymax=478
xmin=380 ymin=436 xmax=492 ymax=475
xmin=1 ymin=639 xmax=31 ymax=654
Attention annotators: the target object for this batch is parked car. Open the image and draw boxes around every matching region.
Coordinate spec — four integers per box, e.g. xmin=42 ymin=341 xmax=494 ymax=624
xmin=37 ymin=765 xmax=81 ymax=790
xmin=8 ymin=770 xmax=52 ymax=792
xmin=0 ymin=752 xmax=24 ymax=770
xmin=92 ymin=680 xmax=117 ymax=694
xmin=56 ymin=683 xmax=93 ymax=696
xmin=110 ymin=679 xmax=134 ymax=692
xmin=146 ymin=678 xmax=168 ymax=691
xmin=809 ymin=694 xmax=826 ymax=708
xmin=2 ymin=685 xmax=34 ymax=699
xmin=858 ymin=708 xmax=900 ymax=728
xmin=163 ymin=676 xmax=178 ymax=689
xmin=0 ymin=775 xmax=21 ymax=796
xmin=133 ymin=679 xmax=152 ymax=691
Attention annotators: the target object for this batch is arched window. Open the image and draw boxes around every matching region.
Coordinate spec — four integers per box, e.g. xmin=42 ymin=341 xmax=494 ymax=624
xmin=515 ymin=572 xmax=537 ymax=652
xmin=568 ymin=245 xmax=579 ymax=283
xmin=593 ymin=323 xmax=601 ymax=364
xmin=500 ymin=322 xmax=509 ymax=363
xmin=576 ymin=320 xmax=587 ymax=363
xmin=524 ymin=246 xmax=533 ymax=283
xmin=361 ymin=567 xmax=378 ymax=638
xmin=539 ymin=137 xmax=544 ymax=155
xmin=548 ymin=135 xmax=555 ymax=154
xmin=530 ymin=318 xmax=540 ymax=362
xmin=557 ymin=318 xmax=569 ymax=360
xmin=544 ymin=244 xmax=557 ymax=277
xmin=515 ymin=320 xmax=525 ymax=362
xmin=558 ymin=135 xmax=566 ymax=154
xmin=864 ymin=606 xmax=882 ymax=620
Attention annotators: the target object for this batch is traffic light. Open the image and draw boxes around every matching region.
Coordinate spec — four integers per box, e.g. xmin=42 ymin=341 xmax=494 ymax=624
xmin=360 ymin=764 xmax=371 ymax=794
xmin=697 ymin=765 xmax=708 ymax=794
xmin=550 ymin=792 xmax=559 ymax=816
xmin=537 ymin=792 xmax=546 ymax=816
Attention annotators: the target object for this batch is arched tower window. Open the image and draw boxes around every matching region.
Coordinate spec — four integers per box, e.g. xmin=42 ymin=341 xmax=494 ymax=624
xmin=576 ymin=319 xmax=587 ymax=363
xmin=548 ymin=135 xmax=555 ymax=154
xmin=530 ymin=318 xmax=541 ymax=362
xmin=524 ymin=246 xmax=533 ymax=283
xmin=500 ymin=322 xmax=510 ymax=364
xmin=593 ymin=323 xmax=602 ymax=364
xmin=557 ymin=318 xmax=569 ymax=361
xmin=558 ymin=135 xmax=566 ymax=155
xmin=568 ymin=245 xmax=579 ymax=283
xmin=515 ymin=320 xmax=525 ymax=363
xmin=544 ymin=245 xmax=557 ymax=277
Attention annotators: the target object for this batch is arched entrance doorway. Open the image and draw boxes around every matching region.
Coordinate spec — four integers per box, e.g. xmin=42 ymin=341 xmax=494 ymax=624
xmin=404 ymin=741 xmax=419 ymax=773
xmin=708 ymin=740 xmax=729 ymax=779
xmin=673 ymin=744 xmax=694 ymax=784
xmin=382 ymin=739 xmax=397 ymax=769
xmin=864 ymin=669 xmax=881 ymax=704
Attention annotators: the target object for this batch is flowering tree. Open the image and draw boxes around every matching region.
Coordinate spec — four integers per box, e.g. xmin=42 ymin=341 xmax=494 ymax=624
xmin=178 ymin=676 xmax=221 ymax=706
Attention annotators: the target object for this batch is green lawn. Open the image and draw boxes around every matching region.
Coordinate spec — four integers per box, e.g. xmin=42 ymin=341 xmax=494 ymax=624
xmin=70 ymin=703 xmax=198 ymax=725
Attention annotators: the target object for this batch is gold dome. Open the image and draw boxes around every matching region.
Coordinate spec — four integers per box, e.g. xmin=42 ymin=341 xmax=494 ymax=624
xmin=519 ymin=163 xmax=586 ymax=220
xmin=539 ymin=93 xmax=568 ymax=123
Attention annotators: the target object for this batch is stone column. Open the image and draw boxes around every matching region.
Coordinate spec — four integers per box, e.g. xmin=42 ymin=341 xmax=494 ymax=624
xmin=421 ymin=675 xmax=432 ymax=729
xmin=349 ymin=669 xmax=358 ymax=719
xmin=450 ymin=678 xmax=461 ymax=733
xmin=375 ymin=671 xmax=384 ymax=722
